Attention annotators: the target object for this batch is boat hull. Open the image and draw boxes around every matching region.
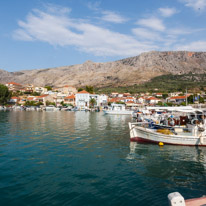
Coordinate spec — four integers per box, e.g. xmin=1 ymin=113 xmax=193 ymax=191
xmin=129 ymin=122 xmax=206 ymax=146
xmin=103 ymin=110 xmax=133 ymax=115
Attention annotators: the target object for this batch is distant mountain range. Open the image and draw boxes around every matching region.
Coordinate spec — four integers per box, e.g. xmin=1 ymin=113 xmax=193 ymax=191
xmin=1 ymin=51 xmax=206 ymax=88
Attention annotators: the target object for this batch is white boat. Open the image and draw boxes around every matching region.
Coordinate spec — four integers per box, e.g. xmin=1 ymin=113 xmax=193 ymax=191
xmin=0 ymin=106 xmax=5 ymax=111
xmin=103 ymin=103 xmax=133 ymax=115
xmin=45 ymin=105 xmax=60 ymax=111
xmin=129 ymin=122 xmax=206 ymax=146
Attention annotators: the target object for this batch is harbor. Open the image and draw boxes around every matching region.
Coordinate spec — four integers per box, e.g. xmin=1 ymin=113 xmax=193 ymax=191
xmin=1 ymin=0 xmax=206 ymax=204
xmin=0 ymin=111 xmax=206 ymax=205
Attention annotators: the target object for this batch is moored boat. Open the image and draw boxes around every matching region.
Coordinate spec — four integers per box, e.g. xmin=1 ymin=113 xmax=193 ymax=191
xmin=45 ymin=105 xmax=60 ymax=111
xmin=129 ymin=122 xmax=206 ymax=146
xmin=103 ymin=103 xmax=133 ymax=115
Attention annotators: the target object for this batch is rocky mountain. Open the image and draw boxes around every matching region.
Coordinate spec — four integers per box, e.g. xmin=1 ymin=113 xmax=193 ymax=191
xmin=1 ymin=51 xmax=206 ymax=88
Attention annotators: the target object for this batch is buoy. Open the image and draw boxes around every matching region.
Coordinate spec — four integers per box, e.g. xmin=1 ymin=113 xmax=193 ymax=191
xmin=159 ymin=142 xmax=164 ymax=146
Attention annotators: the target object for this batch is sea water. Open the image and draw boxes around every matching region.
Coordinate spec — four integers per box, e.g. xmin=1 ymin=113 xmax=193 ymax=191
xmin=0 ymin=111 xmax=206 ymax=206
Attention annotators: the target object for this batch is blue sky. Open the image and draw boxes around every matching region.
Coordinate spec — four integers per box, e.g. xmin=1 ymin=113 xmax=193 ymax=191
xmin=1 ymin=0 xmax=206 ymax=71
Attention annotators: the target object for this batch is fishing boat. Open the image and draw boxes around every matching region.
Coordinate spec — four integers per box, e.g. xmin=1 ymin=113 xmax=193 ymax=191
xmin=128 ymin=121 xmax=206 ymax=146
xmin=103 ymin=103 xmax=133 ymax=115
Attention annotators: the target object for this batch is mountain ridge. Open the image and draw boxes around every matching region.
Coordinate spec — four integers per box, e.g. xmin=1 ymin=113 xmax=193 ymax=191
xmin=1 ymin=51 xmax=206 ymax=88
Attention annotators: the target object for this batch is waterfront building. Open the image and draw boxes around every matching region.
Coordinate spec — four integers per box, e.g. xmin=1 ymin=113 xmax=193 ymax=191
xmin=8 ymin=96 xmax=20 ymax=105
xmin=18 ymin=96 xmax=27 ymax=105
xmin=55 ymin=93 xmax=67 ymax=107
xmin=75 ymin=90 xmax=90 ymax=109
xmin=37 ymin=94 xmax=54 ymax=106
xmin=99 ymin=94 xmax=108 ymax=106
xmin=64 ymin=94 xmax=75 ymax=106
xmin=167 ymin=95 xmax=189 ymax=104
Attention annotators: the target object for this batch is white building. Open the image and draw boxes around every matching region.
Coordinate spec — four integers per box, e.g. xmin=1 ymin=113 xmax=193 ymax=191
xmin=99 ymin=94 xmax=108 ymax=106
xmin=34 ymin=87 xmax=48 ymax=94
xmin=56 ymin=93 xmax=67 ymax=106
xmin=75 ymin=90 xmax=90 ymax=109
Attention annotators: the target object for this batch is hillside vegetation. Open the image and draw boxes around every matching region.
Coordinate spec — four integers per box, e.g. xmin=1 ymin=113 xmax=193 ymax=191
xmin=95 ymin=73 xmax=206 ymax=94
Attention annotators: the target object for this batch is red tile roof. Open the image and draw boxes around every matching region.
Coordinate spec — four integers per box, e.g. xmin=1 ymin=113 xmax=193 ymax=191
xmin=65 ymin=94 xmax=75 ymax=99
xmin=11 ymin=97 xmax=19 ymax=99
xmin=109 ymin=97 xmax=124 ymax=102
xmin=169 ymin=95 xmax=189 ymax=100
xmin=77 ymin=90 xmax=89 ymax=94
xmin=7 ymin=82 xmax=22 ymax=86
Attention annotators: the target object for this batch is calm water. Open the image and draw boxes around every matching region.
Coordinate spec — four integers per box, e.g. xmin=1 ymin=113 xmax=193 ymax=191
xmin=0 ymin=111 xmax=206 ymax=206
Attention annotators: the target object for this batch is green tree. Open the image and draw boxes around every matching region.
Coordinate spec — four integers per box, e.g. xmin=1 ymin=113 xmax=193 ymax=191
xmin=78 ymin=88 xmax=83 ymax=92
xmin=162 ymin=93 xmax=168 ymax=99
xmin=188 ymin=95 xmax=204 ymax=104
xmin=24 ymin=101 xmax=36 ymax=106
xmin=86 ymin=85 xmax=94 ymax=94
xmin=89 ymin=98 xmax=96 ymax=108
xmin=157 ymin=101 xmax=163 ymax=106
xmin=44 ymin=86 xmax=52 ymax=91
xmin=32 ymin=92 xmax=41 ymax=96
xmin=0 ymin=84 xmax=11 ymax=105
xmin=36 ymin=102 xmax=44 ymax=106
xmin=46 ymin=100 xmax=56 ymax=106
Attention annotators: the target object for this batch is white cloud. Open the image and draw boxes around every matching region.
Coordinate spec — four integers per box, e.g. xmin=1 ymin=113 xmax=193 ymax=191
xmin=13 ymin=6 xmax=156 ymax=57
xmin=136 ymin=17 xmax=165 ymax=31
xmin=87 ymin=1 xmax=101 ymax=11
xmin=101 ymin=11 xmax=128 ymax=23
xmin=181 ymin=0 xmax=206 ymax=11
xmin=132 ymin=28 xmax=161 ymax=40
xmin=175 ymin=41 xmax=206 ymax=51
xmin=159 ymin=7 xmax=177 ymax=17
xmin=14 ymin=29 xmax=34 ymax=41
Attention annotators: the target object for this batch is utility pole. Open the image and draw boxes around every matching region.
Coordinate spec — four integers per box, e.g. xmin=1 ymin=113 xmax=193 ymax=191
xmin=186 ymin=88 xmax=188 ymax=106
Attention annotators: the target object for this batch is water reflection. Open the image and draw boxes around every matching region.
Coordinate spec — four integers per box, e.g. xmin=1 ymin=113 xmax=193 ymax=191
xmin=1 ymin=111 xmax=206 ymax=205
xmin=128 ymin=141 xmax=206 ymax=166
xmin=127 ymin=141 xmax=206 ymax=197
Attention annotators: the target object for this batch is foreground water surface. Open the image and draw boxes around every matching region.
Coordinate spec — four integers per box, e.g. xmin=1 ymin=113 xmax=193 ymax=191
xmin=0 ymin=111 xmax=206 ymax=206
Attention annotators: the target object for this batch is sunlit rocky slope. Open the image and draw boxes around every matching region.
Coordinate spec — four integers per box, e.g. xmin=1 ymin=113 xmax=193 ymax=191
xmin=0 ymin=51 xmax=206 ymax=87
